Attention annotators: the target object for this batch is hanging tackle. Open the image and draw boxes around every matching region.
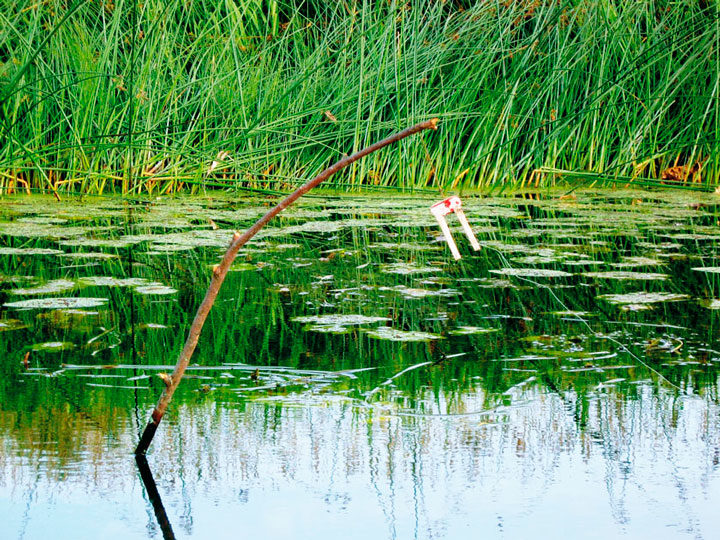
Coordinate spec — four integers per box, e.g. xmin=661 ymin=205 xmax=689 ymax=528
xmin=430 ymin=196 xmax=480 ymax=260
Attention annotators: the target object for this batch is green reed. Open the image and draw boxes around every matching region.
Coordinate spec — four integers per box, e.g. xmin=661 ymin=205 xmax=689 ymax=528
xmin=0 ymin=1 xmax=718 ymax=192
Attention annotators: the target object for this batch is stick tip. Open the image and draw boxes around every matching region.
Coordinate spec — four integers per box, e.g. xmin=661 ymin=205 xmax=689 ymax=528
xmin=428 ymin=118 xmax=439 ymax=130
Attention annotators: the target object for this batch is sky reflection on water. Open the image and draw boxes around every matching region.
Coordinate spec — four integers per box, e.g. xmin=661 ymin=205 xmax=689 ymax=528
xmin=2 ymin=387 xmax=718 ymax=539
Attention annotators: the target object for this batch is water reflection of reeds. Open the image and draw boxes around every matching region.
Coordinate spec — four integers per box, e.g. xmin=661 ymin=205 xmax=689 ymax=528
xmin=1 ymin=191 xmax=720 ymax=535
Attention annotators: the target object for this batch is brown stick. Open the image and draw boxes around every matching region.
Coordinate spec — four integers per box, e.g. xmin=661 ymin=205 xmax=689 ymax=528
xmin=135 ymin=118 xmax=439 ymax=454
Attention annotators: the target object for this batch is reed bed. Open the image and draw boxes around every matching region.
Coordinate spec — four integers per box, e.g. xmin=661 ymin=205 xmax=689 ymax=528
xmin=0 ymin=0 xmax=718 ymax=194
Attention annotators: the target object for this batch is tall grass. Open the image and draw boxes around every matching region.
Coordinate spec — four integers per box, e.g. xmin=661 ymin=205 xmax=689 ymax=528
xmin=0 ymin=0 xmax=718 ymax=195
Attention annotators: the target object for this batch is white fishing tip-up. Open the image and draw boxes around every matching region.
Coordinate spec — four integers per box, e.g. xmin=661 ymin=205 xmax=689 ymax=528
xmin=430 ymin=196 xmax=480 ymax=260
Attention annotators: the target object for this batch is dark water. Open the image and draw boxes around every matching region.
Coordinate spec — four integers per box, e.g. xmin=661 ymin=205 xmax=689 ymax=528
xmin=0 ymin=191 xmax=719 ymax=539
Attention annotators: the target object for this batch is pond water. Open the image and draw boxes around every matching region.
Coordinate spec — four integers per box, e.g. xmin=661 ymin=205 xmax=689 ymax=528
xmin=0 ymin=190 xmax=719 ymax=539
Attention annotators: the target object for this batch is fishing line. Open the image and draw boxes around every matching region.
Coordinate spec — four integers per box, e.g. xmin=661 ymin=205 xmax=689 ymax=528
xmin=484 ymin=244 xmax=685 ymax=394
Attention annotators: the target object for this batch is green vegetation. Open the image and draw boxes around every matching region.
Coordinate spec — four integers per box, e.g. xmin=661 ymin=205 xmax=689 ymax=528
xmin=0 ymin=0 xmax=718 ymax=194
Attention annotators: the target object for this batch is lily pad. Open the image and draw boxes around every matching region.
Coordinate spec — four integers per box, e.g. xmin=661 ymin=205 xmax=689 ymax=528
xmin=447 ymin=326 xmax=500 ymax=336
xmin=548 ymin=310 xmax=593 ymax=318
xmin=363 ymin=327 xmax=443 ymax=342
xmin=381 ymin=263 xmax=442 ymax=275
xmin=0 ymin=247 xmax=64 ymax=256
xmin=138 ymin=323 xmax=169 ymax=330
xmin=31 ymin=341 xmax=75 ymax=352
xmin=489 ymin=268 xmax=572 ymax=278
xmin=698 ymin=299 xmax=720 ymax=310
xmin=457 ymin=277 xmax=516 ymax=289
xmin=597 ymin=292 xmax=689 ymax=305
xmin=145 ymin=244 xmax=196 ymax=254
xmin=0 ymin=319 xmax=28 ymax=332
xmin=582 ymin=271 xmax=668 ymax=281
xmin=229 ymin=263 xmax=258 ymax=272
xmin=692 ymin=267 xmax=720 ymax=274
xmin=664 ymin=233 xmax=720 ymax=241
xmin=562 ymin=259 xmax=604 ymax=267
xmin=59 ymin=252 xmax=120 ymax=260
xmin=512 ymin=255 xmax=565 ymax=265
xmin=134 ymin=283 xmax=178 ymax=295
xmin=59 ymin=238 xmax=135 ymax=248
xmin=80 ymin=276 xmax=149 ymax=287
xmin=613 ymin=257 xmax=664 ymax=268
xmin=292 ymin=314 xmax=391 ymax=334
xmin=16 ymin=217 xmax=68 ymax=225
xmin=8 ymin=279 xmax=75 ymax=295
xmin=393 ymin=286 xmax=460 ymax=299
xmin=4 ymin=297 xmax=108 ymax=310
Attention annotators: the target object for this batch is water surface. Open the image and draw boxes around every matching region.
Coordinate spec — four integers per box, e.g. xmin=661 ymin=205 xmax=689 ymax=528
xmin=1 ymin=190 xmax=719 ymax=539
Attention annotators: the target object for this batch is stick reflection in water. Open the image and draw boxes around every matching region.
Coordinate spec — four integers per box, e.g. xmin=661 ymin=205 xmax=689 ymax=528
xmin=135 ymin=455 xmax=176 ymax=540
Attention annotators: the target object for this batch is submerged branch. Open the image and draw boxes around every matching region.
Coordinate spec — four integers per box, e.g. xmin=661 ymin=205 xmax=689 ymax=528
xmin=135 ymin=118 xmax=439 ymax=455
